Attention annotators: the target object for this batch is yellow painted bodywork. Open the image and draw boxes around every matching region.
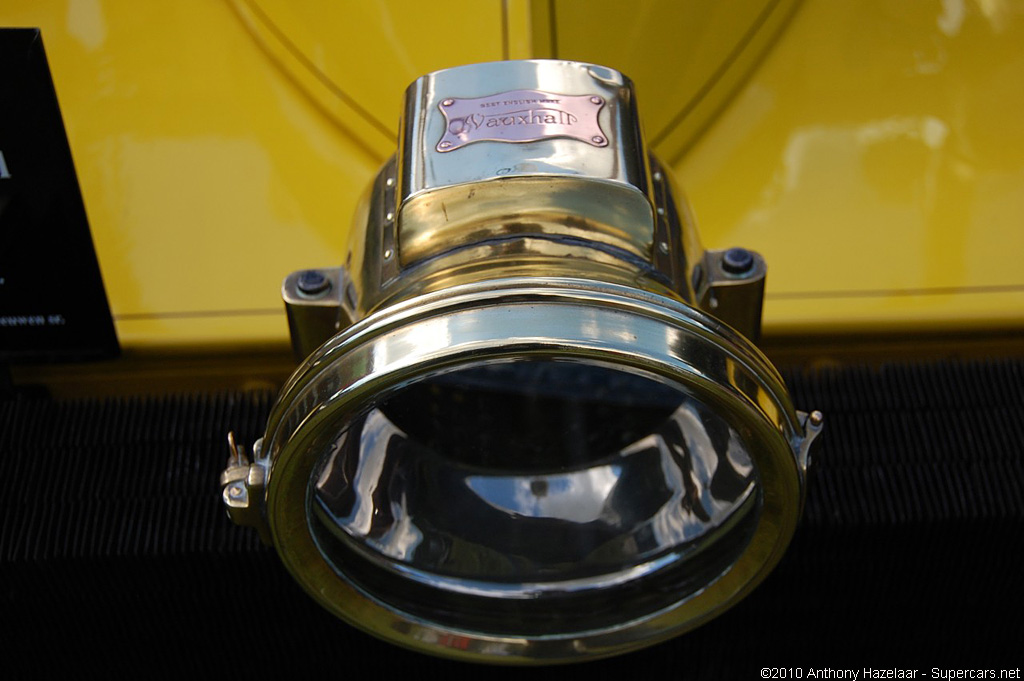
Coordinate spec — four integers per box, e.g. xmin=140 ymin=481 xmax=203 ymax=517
xmin=673 ymin=0 xmax=1024 ymax=336
xmin=2 ymin=0 xmax=1022 ymax=351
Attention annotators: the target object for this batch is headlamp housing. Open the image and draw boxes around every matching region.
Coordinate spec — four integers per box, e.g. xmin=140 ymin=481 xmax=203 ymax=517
xmin=222 ymin=60 xmax=821 ymax=663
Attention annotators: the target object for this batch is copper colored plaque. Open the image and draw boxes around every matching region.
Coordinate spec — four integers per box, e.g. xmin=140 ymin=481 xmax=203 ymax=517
xmin=436 ymin=89 xmax=608 ymax=152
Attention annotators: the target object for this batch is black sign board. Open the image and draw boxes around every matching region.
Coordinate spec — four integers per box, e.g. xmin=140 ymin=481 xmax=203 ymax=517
xmin=0 ymin=29 xmax=118 ymax=361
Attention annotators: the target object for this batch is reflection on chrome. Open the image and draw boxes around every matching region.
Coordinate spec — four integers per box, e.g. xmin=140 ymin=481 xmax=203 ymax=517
xmin=467 ymin=465 xmax=622 ymax=524
xmin=311 ymin=362 xmax=756 ymax=602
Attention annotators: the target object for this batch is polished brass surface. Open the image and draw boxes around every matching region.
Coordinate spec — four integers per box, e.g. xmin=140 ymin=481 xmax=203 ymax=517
xmin=397 ymin=61 xmax=654 ymax=268
xmin=337 ymin=138 xmax=723 ymax=349
xmin=226 ymin=60 xmax=818 ymax=664
xmin=262 ymin=278 xmax=812 ymax=663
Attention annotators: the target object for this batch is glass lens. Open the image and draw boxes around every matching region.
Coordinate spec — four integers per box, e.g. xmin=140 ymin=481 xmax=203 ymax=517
xmin=308 ymin=359 xmax=760 ymax=634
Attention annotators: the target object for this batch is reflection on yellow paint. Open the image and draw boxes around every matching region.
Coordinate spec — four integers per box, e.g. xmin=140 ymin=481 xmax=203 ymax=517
xmin=65 ymin=0 xmax=106 ymax=51
xmin=675 ymin=0 xmax=1024 ymax=335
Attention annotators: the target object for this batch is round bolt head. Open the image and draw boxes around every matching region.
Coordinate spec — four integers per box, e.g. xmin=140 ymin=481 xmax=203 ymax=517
xmin=722 ymin=248 xmax=755 ymax=275
xmin=297 ymin=269 xmax=331 ymax=296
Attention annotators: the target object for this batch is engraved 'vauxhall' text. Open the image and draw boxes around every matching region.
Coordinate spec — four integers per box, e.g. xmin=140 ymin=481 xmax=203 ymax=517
xmin=436 ymin=89 xmax=607 ymax=152
xmin=448 ymin=108 xmax=578 ymax=136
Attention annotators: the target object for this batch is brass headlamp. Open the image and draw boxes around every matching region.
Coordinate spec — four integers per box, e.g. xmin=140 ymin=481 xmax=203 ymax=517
xmin=221 ymin=60 xmax=821 ymax=663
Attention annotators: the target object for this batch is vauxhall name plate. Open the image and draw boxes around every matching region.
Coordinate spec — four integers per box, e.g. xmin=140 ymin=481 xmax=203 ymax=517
xmin=436 ymin=89 xmax=608 ymax=152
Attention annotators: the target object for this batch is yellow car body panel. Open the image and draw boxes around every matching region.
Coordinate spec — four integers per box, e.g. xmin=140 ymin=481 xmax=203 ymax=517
xmin=2 ymin=0 xmax=1022 ymax=351
xmin=673 ymin=0 xmax=1024 ymax=336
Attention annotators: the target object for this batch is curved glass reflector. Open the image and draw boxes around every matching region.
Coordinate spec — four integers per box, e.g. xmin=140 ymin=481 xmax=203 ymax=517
xmin=308 ymin=360 xmax=761 ymax=635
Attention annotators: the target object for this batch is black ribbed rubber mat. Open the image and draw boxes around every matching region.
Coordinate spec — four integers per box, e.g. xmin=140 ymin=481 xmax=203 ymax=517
xmin=2 ymin=359 xmax=1022 ymax=675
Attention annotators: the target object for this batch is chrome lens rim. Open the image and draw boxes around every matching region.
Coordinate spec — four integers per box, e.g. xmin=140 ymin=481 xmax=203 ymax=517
xmin=262 ymin=277 xmax=806 ymax=663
